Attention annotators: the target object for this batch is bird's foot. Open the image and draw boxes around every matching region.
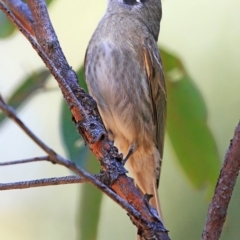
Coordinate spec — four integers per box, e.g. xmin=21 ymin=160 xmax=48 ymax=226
xmin=122 ymin=143 xmax=137 ymax=166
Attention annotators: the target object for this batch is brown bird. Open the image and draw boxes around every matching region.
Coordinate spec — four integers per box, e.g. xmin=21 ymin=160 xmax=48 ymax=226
xmin=84 ymin=0 xmax=166 ymax=218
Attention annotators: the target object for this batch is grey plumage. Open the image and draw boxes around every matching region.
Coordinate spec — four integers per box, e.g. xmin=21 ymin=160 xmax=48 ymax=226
xmin=84 ymin=0 xmax=166 ymax=218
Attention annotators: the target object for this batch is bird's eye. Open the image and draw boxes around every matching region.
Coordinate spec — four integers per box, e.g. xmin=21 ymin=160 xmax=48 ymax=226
xmin=123 ymin=0 xmax=141 ymax=5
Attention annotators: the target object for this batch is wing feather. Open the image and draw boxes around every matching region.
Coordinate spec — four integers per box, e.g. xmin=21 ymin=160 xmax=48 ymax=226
xmin=143 ymin=45 xmax=166 ymax=164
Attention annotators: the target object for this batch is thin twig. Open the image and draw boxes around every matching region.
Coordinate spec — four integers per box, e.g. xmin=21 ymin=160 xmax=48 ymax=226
xmin=0 ymin=96 xmax=59 ymax=159
xmin=0 ymin=175 xmax=87 ymax=190
xmin=0 ymin=156 xmax=50 ymax=166
xmin=0 ymin=95 xmax=148 ymax=232
xmin=0 ymin=2 xmax=169 ymax=239
xmin=202 ymin=121 xmax=240 ymax=240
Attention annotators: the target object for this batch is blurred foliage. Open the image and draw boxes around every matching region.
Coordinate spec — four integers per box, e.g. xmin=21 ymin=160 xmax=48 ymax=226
xmin=0 ymin=48 xmax=221 ymax=239
xmin=161 ymin=49 xmax=221 ymax=194
xmin=60 ymin=67 xmax=89 ymax=168
xmin=0 ymin=69 xmax=50 ymax=125
xmin=22 ymin=0 xmax=55 ymax=4
xmin=59 ymin=49 xmax=221 ymax=239
xmin=0 ymin=2 xmax=223 ymax=238
xmin=60 ymin=67 xmax=102 ymax=240
xmin=43 ymin=0 xmax=55 ymax=5
xmin=76 ymin=152 xmax=103 ymax=240
xmin=0 ymin=13 xmax=15 ymax=38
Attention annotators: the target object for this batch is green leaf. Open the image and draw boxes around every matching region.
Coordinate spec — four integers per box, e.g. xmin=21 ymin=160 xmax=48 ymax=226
xmin=0 ymin=12 xmax=15 ymax=38
xmin=0 ymin=69 xmax=50 ymax=125
xmin=60 ymin=99 xmax=89 ymax=167
xmin=60 ymin=66 xmax=89 ymax=167
xmin=60 ymin=66 xmax=102 ymax=239
xmin=45 ymin=0 xmax=55 ymax=6
xmin=77 ymin=152 xmax=103 ymax=240
xmin=22 ymin=0 xmax=54 ymax=6
xmin=60 ymin=111 xmax=101 ymax=239
xmin=161 ymin=48 xmax=220 ymax=192
xmin=76 ymin=66 xmax=88 ymax=92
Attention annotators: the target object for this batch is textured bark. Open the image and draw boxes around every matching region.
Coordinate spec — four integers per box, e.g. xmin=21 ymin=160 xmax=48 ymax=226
xmin=0 ymin=1 xmax=169 ymax=239
xmin=202 ymin=122 xmax=240 ymax=240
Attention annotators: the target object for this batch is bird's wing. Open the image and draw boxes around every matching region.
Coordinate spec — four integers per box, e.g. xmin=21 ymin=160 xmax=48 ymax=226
xmin=143 ymin=44 xmax=167 ymax=166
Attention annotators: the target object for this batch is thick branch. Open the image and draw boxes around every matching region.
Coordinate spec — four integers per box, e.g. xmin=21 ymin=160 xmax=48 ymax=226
xmin=0 ymin=95 xmax=167 ymax=239
xmin=0 ymin=96 xmax=124 ymax=206
xmin=202 ymin=122 xmax=240 ymax=240
xmin=1 ymin=0 xmax=34 ymax=35
xmin=0 ymin=176 xmax=86 ymax=190
xmin=0 ymin=1 xmax=169 ymax=239
xmin=26 ymin=0 xmax=79 ymax=90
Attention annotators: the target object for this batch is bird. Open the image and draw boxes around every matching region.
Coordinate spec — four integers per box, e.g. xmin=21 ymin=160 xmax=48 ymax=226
xmin=84 ymin=0 xmax=166 ymax=219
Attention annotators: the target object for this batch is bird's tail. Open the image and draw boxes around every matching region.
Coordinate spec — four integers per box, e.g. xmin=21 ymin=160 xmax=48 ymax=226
xmin=152 ymin=181 xmax=162 ymax=218
xmin=136 ymin=181 xmax=162 ymax=240
xmin=124 ymin=147 xmax=163 ymax=239
xmin=126 ymin=148 xmax=163 ymax=220
xmin=134 ymin=172 xmax=162 ymax=219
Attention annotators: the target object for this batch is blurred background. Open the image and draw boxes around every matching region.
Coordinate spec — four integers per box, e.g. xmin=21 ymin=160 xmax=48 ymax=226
xmin=0 ymin=0 xmax=240 ymax=239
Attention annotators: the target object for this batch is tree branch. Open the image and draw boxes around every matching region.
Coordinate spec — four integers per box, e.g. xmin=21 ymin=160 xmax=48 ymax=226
xmin=0 ymin=95 xmax=62 ymax=159
xmin=202 ymin=121 xmax=240 ymax=240
xmin=0 ymin=95 xmax=123 ymax=204
xmin=0 ymin=175 xmax=86 ymax=190
xmin=0 ymin=1 xmax=169 ymax=239
xmin=0 ymin=94 xmax=152 ymax=231
xmin=0 ymin=95 xmax=167 ymax=239
xmin=0 ymin=156 xmax=50 ymax=166
xmin=1 ymin=0 xmax=34 ymax=35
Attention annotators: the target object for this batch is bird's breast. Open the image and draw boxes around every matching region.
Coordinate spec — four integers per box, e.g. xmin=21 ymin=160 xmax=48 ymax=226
xmin=85 ymin=39 xmax=155 ymax=154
